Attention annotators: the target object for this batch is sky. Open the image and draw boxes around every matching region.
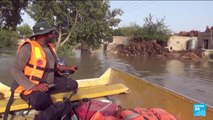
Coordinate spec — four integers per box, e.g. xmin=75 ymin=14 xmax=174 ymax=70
xmin=109 ymin=1 xmax=213 ymax=33
xmin=22 ymin=1 xmax=213 ymax=33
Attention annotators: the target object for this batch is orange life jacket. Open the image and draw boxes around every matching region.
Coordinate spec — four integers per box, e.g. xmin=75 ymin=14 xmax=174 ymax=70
xmin=14 ymin=40 xmax=57 ymax=95
xmin=133 ymin=108 xmax=158 ymax=120
xmin=149 ymin=108 xmax=177 ymax=120
xmin=90 ymin=111 xmax=119 ymax=120
xmin=120 ymin=108 xmax=177 ymax=120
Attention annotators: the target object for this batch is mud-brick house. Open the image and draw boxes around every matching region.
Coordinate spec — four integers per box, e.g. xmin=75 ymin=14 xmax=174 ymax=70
xmin=106 ymin=36 xmax=130 ymax=53
xmin=167 ymin=35 xmax=197 ymax=51
xmin=197 ymin=26 xmax=213 ymax=49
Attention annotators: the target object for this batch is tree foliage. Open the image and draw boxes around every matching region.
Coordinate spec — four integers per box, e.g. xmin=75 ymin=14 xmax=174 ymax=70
xmin=142 ymin=14 xmax=171 ymax=41
xmin=17 ymin=23 xmax=32 ymax=38
xmin=112 ymin=14 xmax=171 ymax=42
xmin=0 ymin=28 xmax=19 ymax=47
xmin=26 ymin=0 xmax=123 ymax=52
xmin=0 ymin=0 xmax=123 ymax=50
xmin=112 ymin=28 xmax=125 ymax=36
xmin=0 ymin=0 xmax=28 ymax=30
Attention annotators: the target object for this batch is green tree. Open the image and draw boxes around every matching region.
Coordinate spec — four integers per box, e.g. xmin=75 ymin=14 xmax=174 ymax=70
xmin=112 ymin=28 xmax=125 ymax=36
xmin=142 ymin=14 xmax=171 ymax=41
xmin=0 ymin=29 xmax=19 ymax=47
xmin=122 ymin=23 xmax=141 ymax=37
xmin=115 ymin=14 xmax=171 ymax=43
xmin=17 ymin=23 xmax=32 ymax=38
xmin=113 ymin=23 xmax=143 ymax=38
xmin=0 ymin=0 xmax=28 ymax=30
xmin=26 ymin=0 xmax=122 ymax=52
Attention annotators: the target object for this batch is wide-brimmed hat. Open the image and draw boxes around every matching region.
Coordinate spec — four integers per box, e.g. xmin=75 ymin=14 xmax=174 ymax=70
xmin=30 ymin=21 xmax=55 ymax=39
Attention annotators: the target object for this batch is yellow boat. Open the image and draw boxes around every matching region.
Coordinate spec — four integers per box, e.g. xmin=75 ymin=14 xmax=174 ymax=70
xmin=0 ymin=67 xmax=213 ymax=120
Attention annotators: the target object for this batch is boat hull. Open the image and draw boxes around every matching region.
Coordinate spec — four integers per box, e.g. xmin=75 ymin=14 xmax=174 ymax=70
xmin=106 ymin=68 xmax=213 ymax=120
xmin=1 ymin=67 xmax=213 ymax=120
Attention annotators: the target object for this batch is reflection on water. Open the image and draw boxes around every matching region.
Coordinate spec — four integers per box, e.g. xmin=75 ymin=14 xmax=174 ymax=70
xmin=0 ymin=48 xmax=17 ymax=86
xmin=1 ymin=48 xmax=213 ymax=106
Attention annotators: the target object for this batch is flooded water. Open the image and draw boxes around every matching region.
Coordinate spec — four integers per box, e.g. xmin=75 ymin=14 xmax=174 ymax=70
xmin=1 ymin=47 xmax=213 ymax=107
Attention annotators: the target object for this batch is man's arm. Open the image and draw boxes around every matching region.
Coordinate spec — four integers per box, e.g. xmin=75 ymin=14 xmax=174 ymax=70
xmin=57 ymin=64 xmax=78 ymax=72
xmin=10 ymin=43 xmax=35 ymax=90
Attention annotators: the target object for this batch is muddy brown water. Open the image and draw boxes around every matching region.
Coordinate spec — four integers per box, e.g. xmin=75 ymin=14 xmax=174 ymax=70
xmin=0 ymin=47 xmax=213 ymax=107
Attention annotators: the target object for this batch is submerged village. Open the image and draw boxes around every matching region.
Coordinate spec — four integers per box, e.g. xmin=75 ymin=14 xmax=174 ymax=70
xmin=106 ymin=26 xmax=213 ymax=62
xmin=15 ymin=26 xmax=213 ymax=63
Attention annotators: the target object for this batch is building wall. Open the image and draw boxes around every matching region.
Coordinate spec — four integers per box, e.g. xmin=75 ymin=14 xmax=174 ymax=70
xmin=197 ymin=31 xmax=213 ymax=49
xmin=111 ymin=36 xmax=130 ymax=44
xmin=107 ymin=36 xmax=130 ymax=53
xmin=167 ymin=35 xmax=197 ymax=51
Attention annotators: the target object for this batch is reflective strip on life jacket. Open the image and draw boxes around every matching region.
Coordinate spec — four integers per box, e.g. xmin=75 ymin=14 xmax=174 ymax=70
xmin=120 ymin=110 xmax=145 ymax=120
xmin=14 ymin=40 xmax=57 ymax=95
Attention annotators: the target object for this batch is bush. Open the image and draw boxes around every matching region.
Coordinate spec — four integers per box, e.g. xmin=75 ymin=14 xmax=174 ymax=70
xmin=0 ymin=29 xmax=19 ymax=47
xmin=112 ymin=14 xmax=171 ymax=43
xmin=16 ymin=24 xmax=33 ymax=38
xmin=57 ymin=44 xmax=75 ymax=56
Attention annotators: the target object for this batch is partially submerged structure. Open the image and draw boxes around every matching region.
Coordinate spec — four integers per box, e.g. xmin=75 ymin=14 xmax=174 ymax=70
xmin=197 ymin=26 xmax=213 ymax=49
xmin=167 ymin=35 xmax=197 ymax=51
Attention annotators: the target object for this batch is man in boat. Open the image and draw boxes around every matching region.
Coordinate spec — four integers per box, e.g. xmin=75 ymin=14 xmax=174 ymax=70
xmin=10 ymin=21 xmax=78 ymax=111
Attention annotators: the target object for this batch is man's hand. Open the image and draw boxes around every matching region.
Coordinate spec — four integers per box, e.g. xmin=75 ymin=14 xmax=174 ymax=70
xmin=69 ymin=65 xmax=78 ymax=72
xmin=57 ymin=64 xmax=78 ymax=72
xmin=31 ymin=83 xmax=49 ymax=92
xmin=57 ymin=64 xmax=64 ymax=72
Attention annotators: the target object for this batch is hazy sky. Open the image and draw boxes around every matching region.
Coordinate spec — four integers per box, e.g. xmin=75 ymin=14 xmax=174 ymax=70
xmin=22 ymin=1 xmax=213 ymax=33
xmin=110 ymin=1 xmax=213 ymax=33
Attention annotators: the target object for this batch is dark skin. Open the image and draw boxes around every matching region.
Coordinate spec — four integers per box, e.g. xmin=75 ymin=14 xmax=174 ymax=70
xmin=31 ymin=31 xmax=78 ymax=92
